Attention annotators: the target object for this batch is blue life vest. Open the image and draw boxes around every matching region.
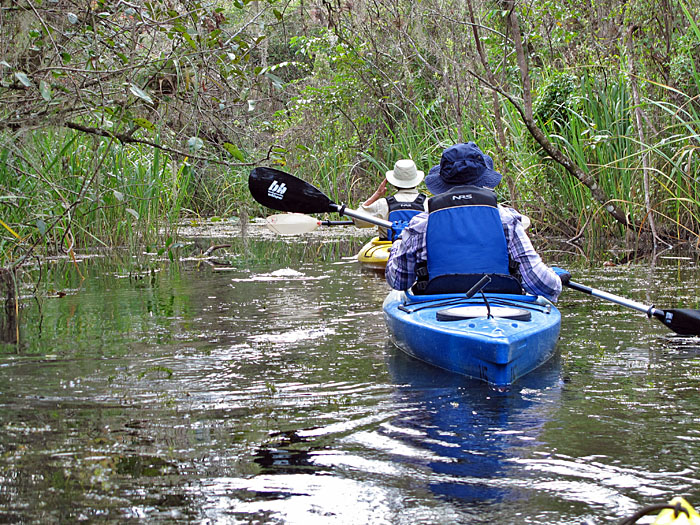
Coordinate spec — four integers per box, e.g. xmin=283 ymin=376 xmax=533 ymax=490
xmin=385 ymin=193 xmax=427 ymax=241
xmin=413 ymin=185 xmax=522 ymax=295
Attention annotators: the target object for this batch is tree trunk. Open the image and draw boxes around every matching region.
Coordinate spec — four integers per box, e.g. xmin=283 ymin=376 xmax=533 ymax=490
xmin=626 ymin=25 xmax=663 ymax=249
xmin=467 ymin=0 xmax=516 ymax=205
xmin=0 ymin=268 xmax=18 ymax=345
xmin=502 ymin=0 xmax=634 ymax=231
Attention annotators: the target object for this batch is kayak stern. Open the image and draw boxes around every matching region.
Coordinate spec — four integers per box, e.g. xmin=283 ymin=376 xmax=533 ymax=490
xmin=382 ymin=290 xmax=561 ymax=387
xmin=357 ymin=237 xmax=392 ymax=269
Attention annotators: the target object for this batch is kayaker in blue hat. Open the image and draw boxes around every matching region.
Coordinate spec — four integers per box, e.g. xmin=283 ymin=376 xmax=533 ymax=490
xmin=352 ymin=159 xmax=429 ymax=241
xmin=385 ymin=142 xmax=567 ymax=302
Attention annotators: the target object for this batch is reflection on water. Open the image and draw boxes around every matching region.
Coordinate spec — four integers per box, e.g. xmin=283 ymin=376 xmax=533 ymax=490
xmin=0 ymin=230 xmax=699 ymax=523
xmin=383 ymin=348 xmax=563 ymax=505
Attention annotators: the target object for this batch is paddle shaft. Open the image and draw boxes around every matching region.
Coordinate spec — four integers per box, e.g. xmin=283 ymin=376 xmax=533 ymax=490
xmin=321 ymin=220 xmax=354 ymax=226
xmin=251 ymin=169 xmax=700 ymax=336
xmin=566 ymin=280 xmax=661 ymax=318
xmin=330 ymin=203 xmax=392 ymax=228
xmin=566 ymin=279 xmax=700 ymax=336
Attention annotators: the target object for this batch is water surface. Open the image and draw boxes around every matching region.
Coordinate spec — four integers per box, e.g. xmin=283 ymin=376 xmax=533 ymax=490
xmin=1 ymin=222 xmax=699 ymax=523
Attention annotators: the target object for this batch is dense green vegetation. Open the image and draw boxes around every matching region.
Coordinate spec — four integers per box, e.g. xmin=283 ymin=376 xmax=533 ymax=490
xmin=1 ymin=0 xmax=699 ymax=274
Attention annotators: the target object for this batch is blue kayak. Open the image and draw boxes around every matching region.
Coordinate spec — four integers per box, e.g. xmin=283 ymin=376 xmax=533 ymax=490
xmin=382 ymin=289 xmax=561 ymax=387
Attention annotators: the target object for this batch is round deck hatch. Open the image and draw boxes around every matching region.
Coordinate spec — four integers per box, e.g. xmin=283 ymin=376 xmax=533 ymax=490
xmin=436 ymin=305 xmax=532 ymax=322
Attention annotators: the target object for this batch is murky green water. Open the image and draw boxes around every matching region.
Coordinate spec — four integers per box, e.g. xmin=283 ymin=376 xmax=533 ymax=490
xmin=1 ymin=221 xmax=699 ymax=523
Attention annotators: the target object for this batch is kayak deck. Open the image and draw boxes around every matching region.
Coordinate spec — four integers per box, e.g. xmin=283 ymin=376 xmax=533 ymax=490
xmin=383 ymin=290 xmax=561 ymax=387
xmin=356 ymin=237 xmax=392 ymax=269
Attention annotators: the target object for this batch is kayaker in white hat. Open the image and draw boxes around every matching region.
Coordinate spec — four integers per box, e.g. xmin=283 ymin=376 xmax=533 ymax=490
xmin=385 ymin=142 xmax=568 ymax=302
xmin=352 ymin=159 xmax=429 ymax=241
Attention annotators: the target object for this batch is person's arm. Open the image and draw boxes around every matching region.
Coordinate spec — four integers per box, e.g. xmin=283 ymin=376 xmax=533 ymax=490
xmin=352 ymin=198 xmax=388 ymax=229
xmin=385 ymin=214 xmax=428 ymax=290
xmin=363 ymin=179 xmax=388 ymax=206
xmin=351 ymin=180 xmax=390 ymax=229
xmin=500 ymin=207 xmax=562 ymax=302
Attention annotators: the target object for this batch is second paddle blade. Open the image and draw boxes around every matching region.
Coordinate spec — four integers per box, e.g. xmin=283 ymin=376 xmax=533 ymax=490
xmin=249 ymin=167 xmax=335 ymax=214
xmin=657 ymin=308 xmax=700 ymax=336
xmin=266 ymin=214 xmax=319 ymax=235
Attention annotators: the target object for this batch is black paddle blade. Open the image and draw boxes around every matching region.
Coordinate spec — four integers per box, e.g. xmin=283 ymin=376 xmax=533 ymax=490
xmin=249 ymin=167 xmax=335 ymax=214
xmin=655 ymin=309 xmax=700 ymax=336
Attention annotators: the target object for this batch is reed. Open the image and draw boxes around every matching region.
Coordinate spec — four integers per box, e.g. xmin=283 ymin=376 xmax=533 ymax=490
xmin=0 ymin=130 xmax=199 ymax=266
xmin=3 ymin=55 xmax=698 ymax=268
xmin=502 ymin=65 xmax=700 ymax=252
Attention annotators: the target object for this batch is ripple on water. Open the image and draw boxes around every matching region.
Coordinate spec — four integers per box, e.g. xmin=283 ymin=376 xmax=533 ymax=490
xmin=2 ymin=256 xmax=700 ymax=523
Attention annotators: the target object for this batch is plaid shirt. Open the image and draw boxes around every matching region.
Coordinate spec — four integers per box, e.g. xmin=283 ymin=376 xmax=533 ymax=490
xmin=385 ymin=206 xmax=562 ymax=302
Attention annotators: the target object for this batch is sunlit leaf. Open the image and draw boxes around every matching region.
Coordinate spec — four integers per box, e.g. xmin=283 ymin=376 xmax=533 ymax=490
xmin=273 ymin=9 xmax=283 ymax=20
xmin=113 ymin=190 xmax=124 ymax=202
xmin=222 ymin=142 xmax=245 ymax=161
xmin=14 ymin=72 xmax=32 ymax=87
xmin=129 ymin=83 xmax=153 ymax=104
xmin=39 ymin=80 xmax=52 ymax=101
xmin=182 ymin=32 xmax=197 ymax=50
xmin=187 ymin=136 xmax=204 ymax=151
xmin=126 ymin=208 xmax=140 ymax=220
xmin=0 ymin=219 xmax=20 ymax=239
xmin=67 ymin=12 xmax=79 ymax=24
xmin=133 ymin=117 xmax=155 ymax=130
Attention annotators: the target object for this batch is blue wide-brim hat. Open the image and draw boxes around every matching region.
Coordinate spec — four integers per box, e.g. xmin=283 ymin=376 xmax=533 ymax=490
xmin=425 ymin=142 xmax=502 ymax=195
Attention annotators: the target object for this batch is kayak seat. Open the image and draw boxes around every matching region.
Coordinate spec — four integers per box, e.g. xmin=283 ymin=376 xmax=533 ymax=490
xmin=411 ymin=273 xmax=523 ymax=296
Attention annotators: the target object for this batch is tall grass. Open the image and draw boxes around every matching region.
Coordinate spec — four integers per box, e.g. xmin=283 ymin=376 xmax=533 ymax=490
xmin=1 ymin=132 xmax=186 ymax=266
xmin=0 ymin=126 xmax=266 ymax=270
xmin=4 ymin=59 xmax=698 ymax=269
xmin=495 ymin=66 xmax=700 ymax=256
xmin=280 ymin=99 xmax=466 ymax=207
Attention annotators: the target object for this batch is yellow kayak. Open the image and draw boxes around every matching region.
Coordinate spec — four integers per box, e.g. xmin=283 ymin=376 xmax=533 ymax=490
xmin=622 ymin=498 xmax=700 ymax=524
xmin=651 ymin=498 xmax=700 ymax=524
xmin=356 ymin=237 xmax=392 ymax=270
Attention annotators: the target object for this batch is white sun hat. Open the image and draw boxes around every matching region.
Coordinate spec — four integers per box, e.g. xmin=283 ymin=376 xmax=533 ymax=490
xmin=385 ymin=159 xmax=425 ymax=188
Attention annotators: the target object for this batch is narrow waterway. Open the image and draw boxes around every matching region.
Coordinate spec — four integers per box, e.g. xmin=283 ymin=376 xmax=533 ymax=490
xmin=1 ymin=220 xmax=699 ymax=523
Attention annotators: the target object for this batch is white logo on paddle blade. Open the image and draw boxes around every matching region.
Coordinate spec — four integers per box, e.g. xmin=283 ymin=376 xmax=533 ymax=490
xmin=268 ymin=180 xmax=287 ymax=200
